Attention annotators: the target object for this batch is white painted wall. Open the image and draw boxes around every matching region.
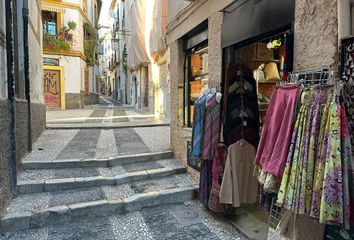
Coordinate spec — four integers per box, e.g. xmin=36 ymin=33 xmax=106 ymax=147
xmin=43 ymin=54 xmax=82 ymax=95
xmin=28 ymin=0 xmax=44 ymax=104
xmin=62 ymin=9 xmax=84 ymax=52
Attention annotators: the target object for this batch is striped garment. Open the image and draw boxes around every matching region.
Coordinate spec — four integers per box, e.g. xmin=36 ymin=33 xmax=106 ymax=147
xmin=192 ymin=95 xmax=207 ymax=157
xmin=202 ymin=94 xmax=221 ymax=161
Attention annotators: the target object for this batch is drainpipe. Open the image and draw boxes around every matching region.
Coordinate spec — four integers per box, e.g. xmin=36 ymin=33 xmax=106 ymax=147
xmin=5 ymin=0 xmax=17 ymax=194
xmin=23 ymin=0 xmax=32 ymax=152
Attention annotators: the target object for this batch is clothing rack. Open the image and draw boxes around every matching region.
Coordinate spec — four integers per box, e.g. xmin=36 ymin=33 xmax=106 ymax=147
xmin=285 ymin=68 xmax=340 ymax=86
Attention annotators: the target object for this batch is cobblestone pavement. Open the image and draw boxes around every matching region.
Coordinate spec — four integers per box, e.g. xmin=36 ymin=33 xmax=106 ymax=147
xmin=22 ymin=126 xmax=170 ymax=162
xmin=46 ymin=97 xmax=169 ymax=129
xmin=0 ymin=201 xmax=247 ymax=240
xmin=1 ymin=97 xmax=248 ymax=239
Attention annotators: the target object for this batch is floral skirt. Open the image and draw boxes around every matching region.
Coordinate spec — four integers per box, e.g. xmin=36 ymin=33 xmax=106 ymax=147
xmin=277 ymin=88 xmax=352 ymax=227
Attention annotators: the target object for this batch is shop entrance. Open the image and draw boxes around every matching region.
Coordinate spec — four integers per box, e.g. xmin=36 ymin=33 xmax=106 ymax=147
xmin=221 ymin=28 xmax=293 ymax=239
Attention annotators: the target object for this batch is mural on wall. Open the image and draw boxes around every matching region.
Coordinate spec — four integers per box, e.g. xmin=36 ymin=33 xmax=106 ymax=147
xmin=43 ymin=69 xmax=61 ymax=108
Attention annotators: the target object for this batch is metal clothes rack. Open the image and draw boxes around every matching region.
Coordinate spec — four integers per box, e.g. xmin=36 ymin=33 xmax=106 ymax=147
xmin=286 ymin=68 xmax=337 ymax=86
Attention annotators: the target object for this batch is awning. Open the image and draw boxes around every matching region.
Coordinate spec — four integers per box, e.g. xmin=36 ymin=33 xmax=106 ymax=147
xmin=42 ymin=4 xmax=66 ymax=14
xmin=150 ymin=0 xmax=167 ymax=56
xmin=125 ymin=0 xmax=149 ymax=70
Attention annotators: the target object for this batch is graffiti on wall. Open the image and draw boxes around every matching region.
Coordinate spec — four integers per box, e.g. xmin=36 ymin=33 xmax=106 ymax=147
xmin=43 ymin=69 xmax=61 ymax=108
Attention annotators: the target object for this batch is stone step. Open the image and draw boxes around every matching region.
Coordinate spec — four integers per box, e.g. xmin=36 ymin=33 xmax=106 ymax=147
xmin=22 ymin=151 xmax=173 ymax=169
xmin=1 ymin=186 xmax=197 ymax=232
xmin=18 ymin=165 xmax=186 ymax=194
xmin=4 ymin=173 xmax=196 ymax=220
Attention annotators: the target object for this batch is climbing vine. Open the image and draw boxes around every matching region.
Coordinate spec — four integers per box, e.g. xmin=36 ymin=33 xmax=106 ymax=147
xmin=84 ymin=23 xmax=98 ymax=66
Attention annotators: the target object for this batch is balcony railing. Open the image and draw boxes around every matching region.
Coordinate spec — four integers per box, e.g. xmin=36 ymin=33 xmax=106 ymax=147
xmin=108 ymin=51 xmax=120 ymax=71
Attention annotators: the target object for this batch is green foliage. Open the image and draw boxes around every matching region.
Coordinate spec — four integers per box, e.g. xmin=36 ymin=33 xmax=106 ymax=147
xmin=67 ymin=21 xmax=77 ymax=31
xmin=43 ymin=20 xmax=78 ymax=50
xmin=83 ymin=23 xmax=98 ymax=66
xmin=84 ymin=23 xmax=97 ymax=41
xmin=56 ymin=37 xmax=70 ymax=50
xmin=84 ymin=40 xmax=96 ymax=66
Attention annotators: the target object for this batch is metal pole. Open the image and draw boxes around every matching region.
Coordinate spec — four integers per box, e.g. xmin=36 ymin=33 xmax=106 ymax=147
xmin=23 ymin=0 xmax=32 ymax=152
xmin=5 ymin=0 xmax=17 ymax=194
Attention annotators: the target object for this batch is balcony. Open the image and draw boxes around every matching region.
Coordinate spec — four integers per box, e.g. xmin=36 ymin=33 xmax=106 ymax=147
xmin=43 ymin=20 xmax=77 ymax=51
xmin=43 ymin=32 xmax=73 ymax=51
xmin=108 ymin=51 xmax=120 ymax=71
xmin=112 ymin=21 xmax=120 ymax=33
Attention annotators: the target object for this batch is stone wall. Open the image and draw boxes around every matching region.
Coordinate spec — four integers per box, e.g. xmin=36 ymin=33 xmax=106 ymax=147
xmin=0 ymin=100 xmax=12 ymax=217
xmin=208 ymin=12 xmax=223 ymax=90
xmin=31 ymin=103 xmax=46 ymax=143
xmin=15 ymin=100 xmax=29 ymax=164
xmin=294 ymin=0 xmax=338 ymax=71
xmin=170 ymin=12 xmax=224 ymax=181
xmin=169 ymin=40 xmax=198 ymax=178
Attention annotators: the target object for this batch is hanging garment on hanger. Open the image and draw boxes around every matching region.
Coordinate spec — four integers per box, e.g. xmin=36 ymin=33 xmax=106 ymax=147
xmin=199 ymin=159 xmax=213 ymax=205
xmin=255 ymin=84 xmax=300 ymax=177
xmin=219 ymin=140 xmax=258 ymax=207
xmin=192 ymin=94 xmax=207 ymax=157
xmin=339 ymin=101 xmax=354 ymax=229
xmin=202 ymin=93 xmax=220 ymax=161
xmin=208 ymin=144 xmax=228 ymax=213
xmin=277 ymin=87 xmax=351 ymax=226
xmin=223 ymin=65 xmax=260 ymax=148
xmin=278 ymin=88 xmax=327 ymax=215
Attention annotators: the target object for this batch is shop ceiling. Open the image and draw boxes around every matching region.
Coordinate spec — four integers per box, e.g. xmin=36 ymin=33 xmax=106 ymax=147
xmin=221 ymin=0 xmax=295 ymax=48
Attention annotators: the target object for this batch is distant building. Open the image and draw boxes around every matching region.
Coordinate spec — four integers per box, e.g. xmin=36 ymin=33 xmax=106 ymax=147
xmin=41 ymin=0 xmax=102 ymax=109
xmin=123 ymin=0 xmax=169 ymax=115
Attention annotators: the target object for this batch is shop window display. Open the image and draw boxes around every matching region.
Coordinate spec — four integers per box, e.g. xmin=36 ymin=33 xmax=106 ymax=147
xmin=185 ymin=43 xmax=209 ymax=127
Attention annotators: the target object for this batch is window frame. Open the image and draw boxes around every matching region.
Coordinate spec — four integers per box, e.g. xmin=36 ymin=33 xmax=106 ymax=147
xmin=183 ymin=40 xmax=209 ymax=128
xmin=42 ymin=10 xmax=61 ymax=36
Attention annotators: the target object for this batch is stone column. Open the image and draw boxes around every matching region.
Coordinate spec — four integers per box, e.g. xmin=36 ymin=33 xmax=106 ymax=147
xmin=293 ymin=0 xmax=338 ymax=71
xmin=208 ymin=12 xmax=223 ymax=90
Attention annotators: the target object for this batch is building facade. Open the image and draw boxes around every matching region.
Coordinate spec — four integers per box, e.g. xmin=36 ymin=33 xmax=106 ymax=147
xmin=0 ymin=0 xmax=45 ymax=216
xmin=121 ymin=0 xmax=169 ymax=115
xmin=167 ymin=0 xmax=354 ymax=238
xmin=97 ymin=0 xmax=128 ymax=103
xmin=98 ymin=23 xmax=115 ymax=98
xmin=41 ymin=0 xmax=102 ymax=109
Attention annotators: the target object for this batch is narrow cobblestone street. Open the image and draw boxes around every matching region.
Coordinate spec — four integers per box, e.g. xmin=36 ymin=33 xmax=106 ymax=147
xmin=0 ymin=99 xmax=246 ymax=240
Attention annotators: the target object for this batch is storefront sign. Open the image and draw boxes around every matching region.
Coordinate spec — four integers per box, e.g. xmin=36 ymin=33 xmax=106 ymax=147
xmin=187 ymin=141 xmax=201 ymax=172
xmin=43 ymin=57 xmax=59 ymax=66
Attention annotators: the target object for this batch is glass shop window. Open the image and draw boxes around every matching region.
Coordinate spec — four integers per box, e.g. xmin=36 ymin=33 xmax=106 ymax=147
xmin=42 ymin=11 xmax=58 ymax=36
xmin=184 ymin=42 xmax=209 ymax=127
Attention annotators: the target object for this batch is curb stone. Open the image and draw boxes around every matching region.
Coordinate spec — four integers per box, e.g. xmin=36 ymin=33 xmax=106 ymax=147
xmin=22 ymin=151 xmax=173 ymax=169
xmin=0 ymin=186 xmax=197 ymax=232
xmin=17 ymin=166 xmax=186 ymax=194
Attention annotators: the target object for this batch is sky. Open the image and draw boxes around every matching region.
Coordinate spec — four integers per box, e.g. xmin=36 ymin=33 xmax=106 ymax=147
xmin=98 ymin=0 xmax=114 ymax=27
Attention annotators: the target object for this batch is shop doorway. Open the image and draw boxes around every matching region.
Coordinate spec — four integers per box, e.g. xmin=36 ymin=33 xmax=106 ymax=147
xmin=221 ymin=28 xmax=293 ymax=239
xmin=43 ymin=66 xmax=65 ymax=110
xmin=132 ymin=75 xmax=138 ymax=106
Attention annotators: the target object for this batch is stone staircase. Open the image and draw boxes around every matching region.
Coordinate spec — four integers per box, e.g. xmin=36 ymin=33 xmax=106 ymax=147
xmin=0 ymin=151 xmax=198 ymax=232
